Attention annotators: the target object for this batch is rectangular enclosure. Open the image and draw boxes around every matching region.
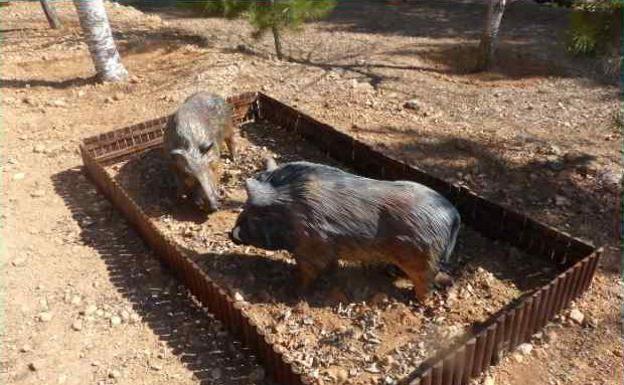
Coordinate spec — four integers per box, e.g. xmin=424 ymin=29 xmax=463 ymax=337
xmin=80 ymin=92 xmax=601 ymax=385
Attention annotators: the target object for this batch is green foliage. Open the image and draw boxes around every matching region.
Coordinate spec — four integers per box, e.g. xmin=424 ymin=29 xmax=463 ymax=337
xmin=179 ymin=0 xmax=336 ymax=58
xmin=567 ymin=0 xmax=622 ymax=56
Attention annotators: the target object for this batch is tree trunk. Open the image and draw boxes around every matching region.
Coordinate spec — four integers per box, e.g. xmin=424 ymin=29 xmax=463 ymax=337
xmin=476 ymin=0 xmax=506 ymax=71
xmin=40 ymin=0 xmax=62 ymax=29
xmin=271 ymin=25 xmax=283 ymax=60
xmin=72 ymin=0 xmax=128 ymax=82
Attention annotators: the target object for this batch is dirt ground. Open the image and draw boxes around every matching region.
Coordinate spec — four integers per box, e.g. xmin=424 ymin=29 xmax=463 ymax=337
xmin=1 ymin=1 xmax=621 ymax=385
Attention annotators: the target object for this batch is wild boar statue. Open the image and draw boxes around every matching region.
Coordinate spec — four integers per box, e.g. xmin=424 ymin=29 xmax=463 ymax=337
xmin=163 ymin=91 xmax=236 ymax=213
xmin=230 ymin=158 xmax=460 ymax=301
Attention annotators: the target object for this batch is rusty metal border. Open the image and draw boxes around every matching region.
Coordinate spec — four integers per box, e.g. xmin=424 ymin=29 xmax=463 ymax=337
xmin=79 ymin=92 xmax=601 ymax=385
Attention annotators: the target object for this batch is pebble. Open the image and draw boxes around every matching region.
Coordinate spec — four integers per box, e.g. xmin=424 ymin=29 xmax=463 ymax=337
xmin=22 ymin=97 xmax=36 ymax=105
xmin=71 ymin=320 xmax=83 ymax=331
xmin=108 ymin=369 xmax=121 ymax=379
xmin=70 ymin=295 xmax=81 ymax=306
xmin=210 ymin=368 xmax=222 ymax=380
xmin=326 ymin=367 xmax=348 ymax=384
xmin=38 ymin=312 xmax=53 ymax=322
xmin=12 ymin=172 xmax=25 ymax=181
xmin=110 ymin=315 xmax=122 ymax=327
xmin=31 ymin=190 xmax=45 ymax=198
xmin=569 ymin=309 xmax=585 ymax=325
xmin=483 ymin=376 xmax=495 ymax=385
xmin=33 ymin=144 xmax=46 ymax=153
xmin=28 ymin=361 xmax=41 ymax=371
xmin=50 ymin=99 xmax=67 ymax=107
xmin=554 ymin=195 xmax=569 ymax=207
xmin=516 ymin=343 xmax=533 ymax=356
xmin=233 ymin=291 xmax=245 ymax=302
xmin=83 ymin=305 xmax=97 ymax=316
xmin=403 ymin=99 xmax=422 ymax=111
xmin=11 ymin=257 xmax=26 ymax=267
xmin=112 ymin=93 xmax=124 ymax=101
xmin=512 ymin=353 xmax=524 ymax=363
xmin=20 ymin=344 xmax=32 ymax=353
xmin=150 ymin=362 xmax=163 ymax=371
xmin=119 ymin=310 xmax=130 ymax=322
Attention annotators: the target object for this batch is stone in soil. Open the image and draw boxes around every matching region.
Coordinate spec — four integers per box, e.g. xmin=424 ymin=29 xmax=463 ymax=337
xmin=38 ymin=312 xmax=53 ymax=322
xmin=483 ymin=376 xmax=495 ymax=385
xmin=516 ymin=343 xmax=533 ymax=356
xmin=569 ymin=309 xmax=585 ymax=325
xmin=110 ymin=316 xmax=122 ymax=327
xmin=108 ymin=369 xmax=121 ymax=379
xmin=11 ymin=257 xmax=26 ymax=267
xmin=83 ymin=305 xmax=97 ymax=315
xmin=150 ymin=362 xmax=163 ymax=371
xmin=20 ymin=344 xmax=32 ymax=353
xmin=72 ymin=320 xmax=83 ymax=331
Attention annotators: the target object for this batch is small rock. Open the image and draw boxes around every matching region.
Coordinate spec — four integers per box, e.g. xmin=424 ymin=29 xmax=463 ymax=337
xmin=22 ymin=97 xmax=36 ymax=105
xmin=129 ymin=313 xmax=141 ymax=324
xmin=233 ymin=292 xmax=245 ymax=302
xmin=77 ymin=90 xmax=86 ymax=97
xmin=12 ymin=172 xmax=25 ymax=181
xmin=364 ymin=363 xmax=381 ymax=374
xmin=33 ymin=144 xmax=46 ymax=153
xmin=83 ymin=305 xmax=97 ymax=316
xmin=483 ymin=376 xmax=495 ymax=385
xmin=31 ymin=190 xmax=45 ymax=198
xmin=112 ymin=93 xmax=124 ymax=101
xmin=110 ymin=316 xmax=122 ymax=327
xmin=210 ymin=368 xmax=222 ymax=380
xmin=384 ymin=376 xmax=396 ymax=385
xmin=20 ymin=344 xmax=32 ymax=353
xmin=516 ymin=343 xmax=533 ymax=356
xmin=569 ymin=309 xmax=584 ymax=325
xmin=119 ymin=310 xmax=130 ymax=322
xmin=249 ymin=367 xmax=265 ymax=381
xmin=512 ymin=353 xmax=524 ymax=363
xmin=403 ymin=99 xmax=422 ymax=111
xmin=554 ymin=195 xmax=569 ymax=207
xmin=104 ymin=97 xmax=114 ymax=104
xmin=11 ymin=257 xmax=26 ymax=267
xmin=108 ymin=369 xmax=121 ymax=379
xmin=50 ymin=99 xmax=67 ymax=107
xmin=70 ymin=295 xmax=81 ymax=306
xmin=28 ymin=361 xmax=41 ymax=371
xmin=38 ymin=312 xmax=53 ymax=322
xmin=150 ymin=362 xmax=163 ymax=371
xmin=326 ymin=367 xmax=348 ymax=384
xmin=129 ymin=75 xmax=140 ymax=84
xmin=71 ymin=320 xmax=83 ymax=331
xmin=545 ymin=329 xmax=558 ymax=343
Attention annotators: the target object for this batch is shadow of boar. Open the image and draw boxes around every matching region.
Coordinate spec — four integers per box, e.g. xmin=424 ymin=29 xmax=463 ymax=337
xmin=230 ymin=158 xmax=460 ymax=301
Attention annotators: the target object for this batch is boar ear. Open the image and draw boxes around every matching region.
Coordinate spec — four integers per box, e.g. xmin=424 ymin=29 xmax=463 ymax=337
xmin=245 ymin=178 xmax=276 ymax=207
xmin=264 ymin=156 xmax=277 ymax=172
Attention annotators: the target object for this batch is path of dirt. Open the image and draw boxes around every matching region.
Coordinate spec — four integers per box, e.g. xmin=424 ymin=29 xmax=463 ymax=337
xmin=1 ymin=2 xmax=621 ymax=385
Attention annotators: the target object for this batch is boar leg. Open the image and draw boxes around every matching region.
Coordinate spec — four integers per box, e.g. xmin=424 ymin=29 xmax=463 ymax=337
xmin=294 ymin=245 xmax=336 ymax=293
xmin=388 ymin=242 xmax=433 ymax=302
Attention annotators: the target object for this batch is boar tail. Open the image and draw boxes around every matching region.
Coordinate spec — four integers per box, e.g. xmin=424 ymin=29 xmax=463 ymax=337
xmin=441 ymin=212 xmax=461 ymax=265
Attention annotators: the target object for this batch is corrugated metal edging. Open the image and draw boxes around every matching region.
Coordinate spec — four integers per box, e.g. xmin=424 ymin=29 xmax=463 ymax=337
xmin=405 ymin=248 xmax=601 ymax=385
xmin=81 ymin=92 xmax=601 ymax=385
xmin=79 ymin=140 xmax=307 ymax=385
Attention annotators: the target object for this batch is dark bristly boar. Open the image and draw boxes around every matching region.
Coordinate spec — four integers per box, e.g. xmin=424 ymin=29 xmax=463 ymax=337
xmin=164 ymin=91 xmax=236 ymax=213
xmin=229 ymin=158 xmax=461 ymax=301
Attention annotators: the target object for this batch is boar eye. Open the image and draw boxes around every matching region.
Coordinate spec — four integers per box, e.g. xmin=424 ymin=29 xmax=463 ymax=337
xmin=199 ymin=142 xmax=214 ymax=155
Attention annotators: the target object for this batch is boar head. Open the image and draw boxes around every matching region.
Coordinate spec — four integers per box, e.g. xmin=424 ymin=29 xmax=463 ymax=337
xmin=230 ymin=158 xmax=293 ymax=250
xmin=170 ymin=144 xmax=220 ymax=212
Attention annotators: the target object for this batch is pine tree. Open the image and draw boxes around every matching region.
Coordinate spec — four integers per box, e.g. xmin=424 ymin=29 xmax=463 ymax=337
xmin=181 ymin=0 xmax=336 ymax=60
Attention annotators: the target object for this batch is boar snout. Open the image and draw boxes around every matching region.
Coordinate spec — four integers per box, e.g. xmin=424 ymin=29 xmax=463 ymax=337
xmin=195 ymin=174 xmax=220 ymax=213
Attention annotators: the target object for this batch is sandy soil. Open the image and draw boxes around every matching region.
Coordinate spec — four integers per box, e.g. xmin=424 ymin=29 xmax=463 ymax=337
xmin=1 ymin=1 xmax=621 ymax=385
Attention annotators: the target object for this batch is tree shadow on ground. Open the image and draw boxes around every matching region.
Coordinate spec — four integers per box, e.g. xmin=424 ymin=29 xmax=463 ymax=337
xmin=51 ymin=168 xmax=270 ymax=385
xmin=0 ymin=75 xmax=97 ymax=90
